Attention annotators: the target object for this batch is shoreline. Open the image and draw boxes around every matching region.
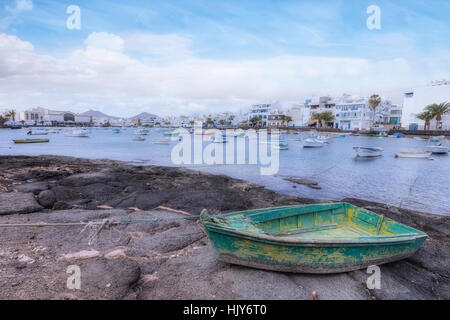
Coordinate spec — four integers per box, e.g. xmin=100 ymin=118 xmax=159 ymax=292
xmin=0 ymin=155 xmax=448 ymax=299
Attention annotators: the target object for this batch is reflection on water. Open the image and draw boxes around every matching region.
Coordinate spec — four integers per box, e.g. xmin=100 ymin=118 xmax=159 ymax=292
xmin=1 ymin=128 xmax=449 ymax=215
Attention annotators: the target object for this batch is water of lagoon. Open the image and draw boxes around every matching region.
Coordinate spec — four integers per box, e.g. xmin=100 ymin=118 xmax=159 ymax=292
xmin=1 ymin=127 xmax=449 ymax=215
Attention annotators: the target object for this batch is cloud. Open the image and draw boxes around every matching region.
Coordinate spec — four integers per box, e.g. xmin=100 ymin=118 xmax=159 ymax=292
xmin=0 ymin=32 xmax=449 ymax=117
xmin=5 ymin=0 xmax=33 ymax=14
xmin=84 ymin=32 xmax=125 ymax=51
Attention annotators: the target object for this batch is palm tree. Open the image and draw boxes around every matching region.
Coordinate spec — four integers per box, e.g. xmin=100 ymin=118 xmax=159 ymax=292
xmin=312 ymin=111 xmax=335 ymax=128
xmin=416 ymin=111 xmax=434 ymax=131
xmin=368 ymin=95 xmax=382 ymax=126
xmin=320 ymin=111 xmax=335 ymax=128
xmin=5 ymin=109 xmax=16 ymax=122
xmin=0 ymin=115 xmax=6 ymax=127
xmin=311 ymin=113 xmax=322 ymax=128
xmin=249 ymin=116 xmax=260 ymax=128
xmin=426 ymin=102 xmax=450 ymax=130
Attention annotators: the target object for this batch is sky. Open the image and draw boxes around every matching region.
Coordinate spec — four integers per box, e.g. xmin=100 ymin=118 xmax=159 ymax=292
xmin=0 ymin=0 xmax=449 ymax=117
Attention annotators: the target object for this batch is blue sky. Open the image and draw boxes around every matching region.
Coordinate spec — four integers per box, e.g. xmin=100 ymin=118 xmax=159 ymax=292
xmin=0 ymin=0 xmax=449 ymax=116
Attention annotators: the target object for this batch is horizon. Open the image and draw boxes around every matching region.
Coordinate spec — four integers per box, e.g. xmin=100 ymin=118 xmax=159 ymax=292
xmin=1 ymin=0 xmax=449 ymax=117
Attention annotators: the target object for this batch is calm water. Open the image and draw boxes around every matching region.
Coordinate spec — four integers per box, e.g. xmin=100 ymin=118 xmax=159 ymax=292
xmin=1 ymin=128 xmax=449 ymax=215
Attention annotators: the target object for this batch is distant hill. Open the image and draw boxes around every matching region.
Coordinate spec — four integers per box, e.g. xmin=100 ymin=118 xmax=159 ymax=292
xmin=81 ymin=110 xmax=120 ymax=119
xmin=129 ymin=112 xmax=159 ymax=120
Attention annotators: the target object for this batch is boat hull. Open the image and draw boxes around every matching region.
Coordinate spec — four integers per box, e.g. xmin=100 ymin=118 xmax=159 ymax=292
xmin=395 ymin=152 xmax=431 ymax=158
xmin=13 ymin=139 xmax=49 ymax=144
xmin=426 ymin=146 xmax=448 ymax=154
xmin=353 ymin=147 xmax=383 ymax=157
xmin=205 ymin=227 xmax=426 ymax=274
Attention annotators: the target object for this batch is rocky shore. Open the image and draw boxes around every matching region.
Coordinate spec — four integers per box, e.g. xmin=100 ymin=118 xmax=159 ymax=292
xmin=0 ymin=155 xmax=448 ymax=300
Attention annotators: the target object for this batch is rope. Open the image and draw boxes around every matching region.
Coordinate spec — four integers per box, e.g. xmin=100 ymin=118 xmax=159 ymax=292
xmin=0 ymin=215 xmax=200 ymax=245
xmin=0 ymin=216 xmax=199 ymax=228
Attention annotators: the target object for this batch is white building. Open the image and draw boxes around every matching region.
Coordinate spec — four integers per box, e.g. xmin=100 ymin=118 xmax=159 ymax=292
xmin=286 ymin=104 xmax=309 ymax=127
xmin=18 ymin=107 xmax=91 ymax=125
xmin=401 ymin=80 xmax=450 ymax=130
xmin=248 ymin=104 xmax=272 ymax=127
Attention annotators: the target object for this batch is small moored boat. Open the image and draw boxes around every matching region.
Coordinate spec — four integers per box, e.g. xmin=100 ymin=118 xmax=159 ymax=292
xmin=426 ymin=145 xmax=448 ymax=154
xmin=303 ymin=138 xmax=324 ymax=148
xmin=13 ymin=139 xmax=49 ymax=144
xmin=27 ymin=130 xmax=48 ymax=136
xmin=201 ymin=203 xmax=427 ymax=273
xmin=353 ymin=146 xmax=383 ymax=157
xmin=395 ymin=152 xmax=432 ymax=159
xmin=154 ymin=139 xmax=170 ymax=144
xmin=65 ymin=129 xmax=89 ymax=137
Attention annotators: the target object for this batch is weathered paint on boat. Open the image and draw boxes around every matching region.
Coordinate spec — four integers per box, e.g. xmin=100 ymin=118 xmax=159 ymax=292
xmin=200 ymin=203 xmax=427 ymax=273
xmin=13 ymin=139 xmax=50 ymax=144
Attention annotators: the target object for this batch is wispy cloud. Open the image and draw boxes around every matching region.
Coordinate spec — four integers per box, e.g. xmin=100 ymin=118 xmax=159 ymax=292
xmin=5 ymin=0 xmax=33 ymax=15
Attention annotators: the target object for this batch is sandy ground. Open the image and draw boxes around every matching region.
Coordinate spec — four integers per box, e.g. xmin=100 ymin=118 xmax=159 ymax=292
xmin=0 ymin=155 xmax=448 ymax=300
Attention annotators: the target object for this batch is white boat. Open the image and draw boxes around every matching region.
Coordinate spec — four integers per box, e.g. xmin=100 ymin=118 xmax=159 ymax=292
xmin=395 ymin=152 xmax=432 ymax=159
xmin=154 ymin=139 xmax=170 ymax=144
xmin=132 ymin=136 xmax=146 ymax=141
xmin=353 ymin=146 xmax=384 ymax=157
xmin=65 ymin=129 xmax=89 ymax=137
xmin=303 ymin=138 xmax=324 ymax=148
xmin=426 ymin=145 xmax=448 ymax=154
xmin=262 ymin=140 xmax=289 ymax=150
xmin=413 ymin=137 xmax=426 ymax=141
xmin=27 ymin=130 xmax=48 ymax=136
xmin=135 ymin=129 xmax=149 ymax=135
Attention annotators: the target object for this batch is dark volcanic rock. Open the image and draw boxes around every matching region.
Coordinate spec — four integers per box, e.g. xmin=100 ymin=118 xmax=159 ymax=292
xmin=0 ymin=192 xmax=43 ymax=215
xmin=37 ymin=190 xmax=56 ymax=209
xmin=15 ymin=182 xmax=49 ymax=195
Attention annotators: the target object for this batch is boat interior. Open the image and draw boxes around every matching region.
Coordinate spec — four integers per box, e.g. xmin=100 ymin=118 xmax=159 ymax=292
xmin=207 ymin=203 xmax=424 ymax=241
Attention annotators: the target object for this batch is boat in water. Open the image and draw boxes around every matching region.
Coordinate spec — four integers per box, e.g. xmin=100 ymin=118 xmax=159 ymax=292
xmin=13 ymin=139 xmax=50 ymax=144
xmin=163 ymin=131 xmax=180 ymax=137
xmin=27 ymin=130 xmax=48 ymax=136
xmin=64 ymin=129 xmax=89 ymax=137
xmin=200 ymin=203 xmax=427 ymax=273
xmin=353 ymin=146 xmax=384 ymax=157
xmin=135 ymin=128 xmax=149 ymax=135
xmin=395 ymin=152 xmax=432 ymax=159
xmin=303 ymin=138 xmax=324 ymax=148
xmin=132 ymin=136 xmax=146 ymax=141
xmin=112 ymin=128 xmax=121 ymax=134
xmin=154 ymin=139 xmax=170 ymax=144
xmin=266 ymin=140 xmax=289 ymax=150
xmin=426 ymin=144 xmax=448 ymax=154
xmin=392 ymin=132 xmax=405 ymax=138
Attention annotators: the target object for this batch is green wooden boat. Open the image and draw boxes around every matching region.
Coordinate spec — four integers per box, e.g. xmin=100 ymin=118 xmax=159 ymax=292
xmin=13 ymin=139 xmax=50 ymax=144
xmin=200 ymin=203 xmax=427 ymax=273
